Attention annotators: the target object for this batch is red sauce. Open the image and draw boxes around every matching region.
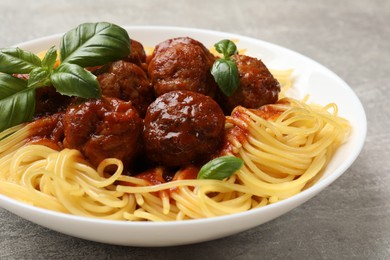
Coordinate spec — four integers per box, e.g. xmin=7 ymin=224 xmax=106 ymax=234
xmin=219 ymin=106 xmax=250 ymax=155
xmin=26 ymin=113 xmax=64 ymax=151
xmin=172 ymin=165 xmax=199 ymax=181
xmin=250 ymin=103 xmax=284 ymax=121
xmin=169 ymin=165 xmax=200 ymax=194
xmin=133 ymin=166 xmax=200 ymax=200
xmin=136 ymin=167 xmax=166 ymax=185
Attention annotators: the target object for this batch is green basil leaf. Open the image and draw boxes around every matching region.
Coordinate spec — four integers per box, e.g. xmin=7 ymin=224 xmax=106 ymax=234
xmin=0 ymin=47 xmax=42 ymax=74
xmin=197 ymin=155 xmax=244 ymax=180
xmin=211 ymin=59 xmax=240 ymax=96
xmin=51 ymin=63 xmax=101 ymax=98
xmin=41 ymin=45 xmax=58 ymax=72
xmin=60 ymin=22 xmax=131 ymax=67
xmin=0 ymin=74 xmax=35 ymax=131
xmin=214 ymin=39 xmax=238 ymax=59
xmin=0 ymin=74 xmax=28 ymax=96
xmin=28 ymin=67 xmax=51 ymax=89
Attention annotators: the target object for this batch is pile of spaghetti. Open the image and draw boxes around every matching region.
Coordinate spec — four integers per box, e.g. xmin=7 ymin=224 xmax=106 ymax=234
xmin=0 ymin=84 xmax=350 ymax=221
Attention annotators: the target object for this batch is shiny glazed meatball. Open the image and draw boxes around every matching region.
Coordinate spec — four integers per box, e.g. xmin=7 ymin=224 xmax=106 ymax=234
xmin=148 ymin=37 xmax=217 ymax=97
xmin=97 ymin=60 xmax=154 ymax=117
xmin=218 ymin=54 xmax=280 ymax=114
xmin=63 ymin=97 xmax=143 ymax=168
xmin=143 ymin=90 xmax=225 ymax=167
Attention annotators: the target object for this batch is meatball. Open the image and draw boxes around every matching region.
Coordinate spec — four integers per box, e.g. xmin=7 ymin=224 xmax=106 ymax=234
xmin=143 ymin=90 xmax=225 ymax=167
xmin=97 ymin=60 xmax=154 ymax=117
xmin=123 ymin=39 xmax=147 ymax=65
xmin=63 ymin=97 xmax=143 ymax=168
xmin=218 ymin=54 xmax=280 ymax=114
xmin=148 ymin=37 xmax=217 ymax=97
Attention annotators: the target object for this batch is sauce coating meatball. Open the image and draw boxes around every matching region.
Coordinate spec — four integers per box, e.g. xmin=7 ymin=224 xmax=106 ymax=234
xmin=63 ymin=97 xmax=143 ymax=168
xmin=27 ymin=112 xmax=65 ymax=151
xmin=143 ymin=90 xmax=225 ymax=167
xmin=218 ymin=54 xmax=280 ymax=114
xmin=148 ymin=37 xmax=217 ymax=97
xmin=97 ymin=60 xmax=154 ymax=117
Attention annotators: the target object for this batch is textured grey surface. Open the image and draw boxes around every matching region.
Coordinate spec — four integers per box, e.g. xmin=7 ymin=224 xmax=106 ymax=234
xmin=0 ymin=0 xmax=389 ymax=259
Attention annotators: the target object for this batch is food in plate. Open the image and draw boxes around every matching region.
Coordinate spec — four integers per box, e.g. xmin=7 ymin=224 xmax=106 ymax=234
xmin=0 ymin=22 xmax=350 ymax=221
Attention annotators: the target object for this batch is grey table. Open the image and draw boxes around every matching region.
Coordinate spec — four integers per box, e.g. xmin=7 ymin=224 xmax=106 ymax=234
xmin=0 ymin=0 xmax=389 ymax=259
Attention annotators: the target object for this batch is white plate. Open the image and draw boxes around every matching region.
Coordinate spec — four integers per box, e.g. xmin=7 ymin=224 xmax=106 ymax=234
xmin=0 ymin=26 xmax=366 ymax=247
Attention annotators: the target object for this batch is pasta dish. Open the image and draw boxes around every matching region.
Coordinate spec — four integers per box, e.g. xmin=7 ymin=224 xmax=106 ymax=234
xmin=0 ymin=22 xmax=350 ymax=221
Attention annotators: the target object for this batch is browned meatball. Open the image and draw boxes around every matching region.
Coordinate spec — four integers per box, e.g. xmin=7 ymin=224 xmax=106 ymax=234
xmin=123 ymin=39 xmax=147 ymax=65
xmin=63 ymin=97 xmax=143 ymax=168
xmin=97 ymin=60 xmax=154 ymax=117
xmin=148 ymin=37 xmax=217 ymax=97
xmin=218 ymin=54 xmax=280 ymax=114
xmin=143 ymin=90 xmax=225 ymax=167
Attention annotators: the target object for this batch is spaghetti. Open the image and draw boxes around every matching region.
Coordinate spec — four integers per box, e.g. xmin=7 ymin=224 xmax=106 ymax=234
xmin=0 ymin=97 xmax=350 ymax=221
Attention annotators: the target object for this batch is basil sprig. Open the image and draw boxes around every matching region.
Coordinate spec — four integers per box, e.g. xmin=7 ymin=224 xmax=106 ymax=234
xmin=211 ymin=39 xmax=240 ymax=97
xmin=0 ymin=22 xmax=131 ymax=132
xmin=197 ymin=155 xmax=244 ymax=180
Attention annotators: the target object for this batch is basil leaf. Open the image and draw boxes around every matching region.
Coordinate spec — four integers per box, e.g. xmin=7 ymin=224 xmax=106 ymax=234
xmin=28 ymin=67 xmax=51 ymax=89
xmin=211 ymin=59 xmax=240 ymax=96
xmin=214 ymin=39 xmax=238 ymax=59
xmin=197 ymin=155 xmax=244 ymax=180
xmin=0 ymin=74 xmax=35 ymax=131
xmin=60 ymin=22 xmax=131 ymax=67
xmin=0 ymin=74 xmax=28 ymax=96
xmin=51 ymin=63 xmax=100 ymax=98
xmin=41 ymin=45 xmax=58 ymax=72
xmin=0 ymin=47 xmax=42 ymax=74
